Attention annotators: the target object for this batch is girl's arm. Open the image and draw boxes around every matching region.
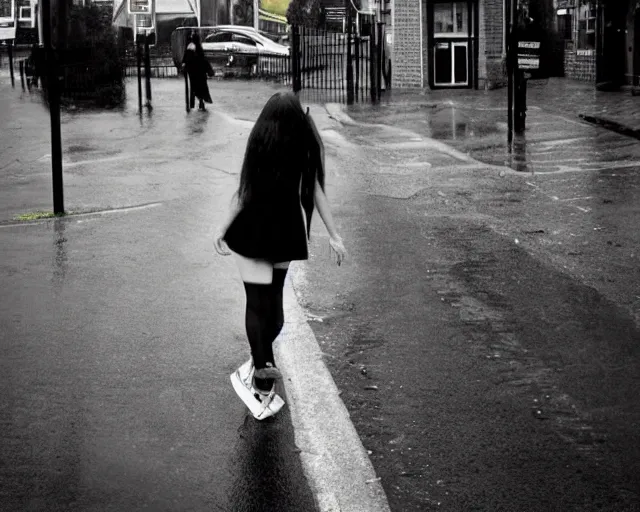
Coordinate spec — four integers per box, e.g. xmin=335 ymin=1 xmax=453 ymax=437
xmin=214 ymin=194 xmax=240 ymax=255
xmin=314 ymin=177 xmax=347 ymax=265
xmin=313 ymin=177 xmax=339 ymax=239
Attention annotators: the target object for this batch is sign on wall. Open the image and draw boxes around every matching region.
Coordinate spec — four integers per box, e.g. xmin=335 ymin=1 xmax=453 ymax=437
xmin=128 ymin=0 xmax=151 ymax=15
xmin=518 ymin=40 xmax=540 ymax=70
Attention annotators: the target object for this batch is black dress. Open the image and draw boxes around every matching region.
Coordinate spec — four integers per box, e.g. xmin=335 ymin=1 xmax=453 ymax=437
xmin=182 ymin=44 xmax=213 ymax=105
xmin=224 ymin=171 xmax=314 ymax=263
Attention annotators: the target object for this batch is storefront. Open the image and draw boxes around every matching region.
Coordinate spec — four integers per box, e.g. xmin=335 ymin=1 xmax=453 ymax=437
xmin=390 ymin=0 xmax=504 ymax=90
xmin=557 ymin=0 xmax=639 ymax=86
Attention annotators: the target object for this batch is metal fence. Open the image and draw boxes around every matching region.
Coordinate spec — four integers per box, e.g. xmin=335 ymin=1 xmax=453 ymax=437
xmin=290 ymin=25 xmax=384 ymax=103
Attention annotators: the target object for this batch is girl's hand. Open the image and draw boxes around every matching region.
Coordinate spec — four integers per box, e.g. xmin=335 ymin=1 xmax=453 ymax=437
xmin=329 ymin=235 xmax=347 ymax=266
xmin=214 ymin=233 xmax=231 ymax=256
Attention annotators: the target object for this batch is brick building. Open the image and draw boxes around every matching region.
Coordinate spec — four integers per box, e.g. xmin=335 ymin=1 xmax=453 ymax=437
xmin=556 ymin=0 xmax=639 ymax=86
xmin=389 ymin=0 xmax=507 ymax=89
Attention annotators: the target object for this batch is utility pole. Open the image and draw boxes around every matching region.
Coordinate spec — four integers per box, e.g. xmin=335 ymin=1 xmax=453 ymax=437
xmin=144 ymin=33 xmax=152 ymax=108
xmin=507 ymin=0 xmax=516 ymax=146
xmin=136 ymin=37 xmax=143 ymax=111
xmin=41 ymin=0 xmax=64 ymax=214
xmin=8 ymin=39 xmax=15 ymax=87
xmin=253 ymin=0 xmax=259 ymax=30
xmin=345 ymin=0 xmax=354 ymax=104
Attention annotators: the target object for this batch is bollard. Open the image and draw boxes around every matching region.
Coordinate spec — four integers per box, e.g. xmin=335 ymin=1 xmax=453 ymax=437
xmin=8 ymin=40 xmax=15 ymax=87
xmin=144 ymin=36 xmax=152 ymax=108
xmin=19 ymin=60 xmax=25 ymax=90
xmin=136 ymin=41 xmax=143 ymax=112
xmin=184 ymin=68 xmax=190 ymax=112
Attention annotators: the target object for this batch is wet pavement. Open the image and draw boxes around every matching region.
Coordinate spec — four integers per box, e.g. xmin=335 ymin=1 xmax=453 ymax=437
xmin=296 ymin=90 xmax=640 ymax=508
xmin=346 ymin=78 xmax=640 ymax=175
xmin=2 ymin=69 xmax=640 ymax=511
xmin=0 ymin=75 xmax=320 ymax=511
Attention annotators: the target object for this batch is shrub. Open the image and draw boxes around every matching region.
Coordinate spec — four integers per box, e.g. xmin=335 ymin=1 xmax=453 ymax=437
xmin=39 ymin=3 xmax=126 ymax=108
xmin=286 ymin=0 xmax=323 ymax=28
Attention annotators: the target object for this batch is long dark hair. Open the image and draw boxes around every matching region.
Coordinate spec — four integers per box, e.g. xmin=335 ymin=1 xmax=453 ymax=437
xmin=236 ymin=92 xmax=325 ymax=238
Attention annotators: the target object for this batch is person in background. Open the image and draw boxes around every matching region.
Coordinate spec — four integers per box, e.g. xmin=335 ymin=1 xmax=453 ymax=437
xmin=214 ymin=92 xmax=347 ymax=420
xmin=181 ymin=31 xmax=213 ymax=111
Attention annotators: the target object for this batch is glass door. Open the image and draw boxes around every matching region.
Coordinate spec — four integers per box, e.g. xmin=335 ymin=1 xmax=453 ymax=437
xmin=452 ymin=42 xmax=468 ymax=85
xmin=433 ymin=40 xmax=468 ymax=86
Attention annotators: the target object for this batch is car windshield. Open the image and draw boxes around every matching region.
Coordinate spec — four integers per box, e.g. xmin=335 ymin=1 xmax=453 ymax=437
xmin=204 ymin=32 xmax=233 ymax=43
xmin=220 ymin=29 xmax=277 ymax=47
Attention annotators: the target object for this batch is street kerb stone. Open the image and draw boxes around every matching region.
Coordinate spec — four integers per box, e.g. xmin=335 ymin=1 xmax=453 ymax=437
xmin=275 ymin=273 xmax=392 ymax=512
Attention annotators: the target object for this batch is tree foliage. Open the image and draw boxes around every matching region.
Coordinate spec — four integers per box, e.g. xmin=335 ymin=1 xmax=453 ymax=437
xmin=233 ymin=0 xmax=254 ymax=26
xmin=286 ymin=0 xmax=323 ymax=28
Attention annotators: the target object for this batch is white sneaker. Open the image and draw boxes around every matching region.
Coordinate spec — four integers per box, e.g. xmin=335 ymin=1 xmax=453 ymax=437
xmin=230 ymin=360 xmax=285 ymax=420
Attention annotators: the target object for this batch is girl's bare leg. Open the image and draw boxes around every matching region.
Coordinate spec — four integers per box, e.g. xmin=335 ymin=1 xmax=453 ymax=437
xmin=233 ymin=253 xmax=273 ymax=284
xmin=232 ymin=253 xmax=281 ymax=388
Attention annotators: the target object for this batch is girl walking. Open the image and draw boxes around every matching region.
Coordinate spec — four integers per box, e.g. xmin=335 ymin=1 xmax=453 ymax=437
xmin=181 ymin=31 xmax=213 ymax=111
xmin=214 ymin=92 xmax=347 ymax=420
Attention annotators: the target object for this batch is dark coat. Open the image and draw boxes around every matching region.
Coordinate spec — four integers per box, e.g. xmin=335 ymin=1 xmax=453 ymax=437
xmin=182 ymin=43 xmax=213 ymax=104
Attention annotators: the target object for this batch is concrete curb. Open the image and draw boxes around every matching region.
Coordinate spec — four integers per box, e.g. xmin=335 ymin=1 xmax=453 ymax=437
xmin=275 ymin=275 xmax=391 ymax=512
xmin=579 ymin=114 xmax=640 ymax=141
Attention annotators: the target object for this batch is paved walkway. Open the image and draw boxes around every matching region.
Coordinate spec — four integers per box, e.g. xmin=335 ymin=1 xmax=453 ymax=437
xmin=372 ymin=77 xmax=640 ymax=135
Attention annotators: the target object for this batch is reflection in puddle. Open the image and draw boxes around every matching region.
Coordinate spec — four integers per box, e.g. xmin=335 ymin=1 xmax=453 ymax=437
xmin=228 ymin=410 xmax=316 ymax=512
xmin=428 ymin=106 xmax=501 ymax=141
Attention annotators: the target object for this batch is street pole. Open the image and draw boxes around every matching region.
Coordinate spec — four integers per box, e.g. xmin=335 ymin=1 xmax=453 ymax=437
xmin=253 ymin=0 xmax=259 ymax=30
xmin=291 ymin=25 xmax=301 ymax=93
xmin=507 ymin=0 xmax=515 ymax=146
xmin=19 ymin=59 xmax=25 ymax=90
xmin=136 ymin=39 xmax=143 ymax=111
xmin=345 ymin=0 xmax=354 ymax=104
xmin=8 ymin=39 xmax=15 ymax=87
xmin=184 ymin=66 xmax=190 ymax=112
xmin=41 ymin=0 xmax=64 ymax=214
xmin=144 ymin=34 xmax=152 ymax=108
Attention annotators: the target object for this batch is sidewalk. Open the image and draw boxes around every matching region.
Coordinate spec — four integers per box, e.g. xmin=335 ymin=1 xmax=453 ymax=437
xmin=343 ymin=77 xmax=640 ymax=175
xmin=377 ymin=77 xmax=640 ymax=135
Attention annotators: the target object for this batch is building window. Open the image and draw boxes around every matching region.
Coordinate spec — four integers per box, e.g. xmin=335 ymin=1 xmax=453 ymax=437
xmin=434 ymin=2 xmax=469 ymax=37
xmin=577 ymin=2 xmax=596 ymax=50
xmin=19 ymin=5 xmax=31 ymax=21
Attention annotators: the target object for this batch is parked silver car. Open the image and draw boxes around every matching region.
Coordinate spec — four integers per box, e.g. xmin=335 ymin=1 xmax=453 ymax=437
xmin=201 ymin=25 xmax=290 ymax=57
xmin=171 ymin=25 xmax=289 ymax=77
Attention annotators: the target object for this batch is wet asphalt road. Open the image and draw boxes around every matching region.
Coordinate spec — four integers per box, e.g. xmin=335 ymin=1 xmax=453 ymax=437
xmin=296 ymin=99 xmax=640 ymax=509
xmin=0 ymin=76 xmax=318 ymax=511
xmin=2 ymin=72 xmax=640 ymax=511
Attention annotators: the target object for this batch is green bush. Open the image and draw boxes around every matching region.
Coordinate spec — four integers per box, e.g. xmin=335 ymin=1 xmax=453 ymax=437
xmin=57 ymin=4 xmax=126 ymax=107
xmin=286 ymin=0 xmax=323 ymax=28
